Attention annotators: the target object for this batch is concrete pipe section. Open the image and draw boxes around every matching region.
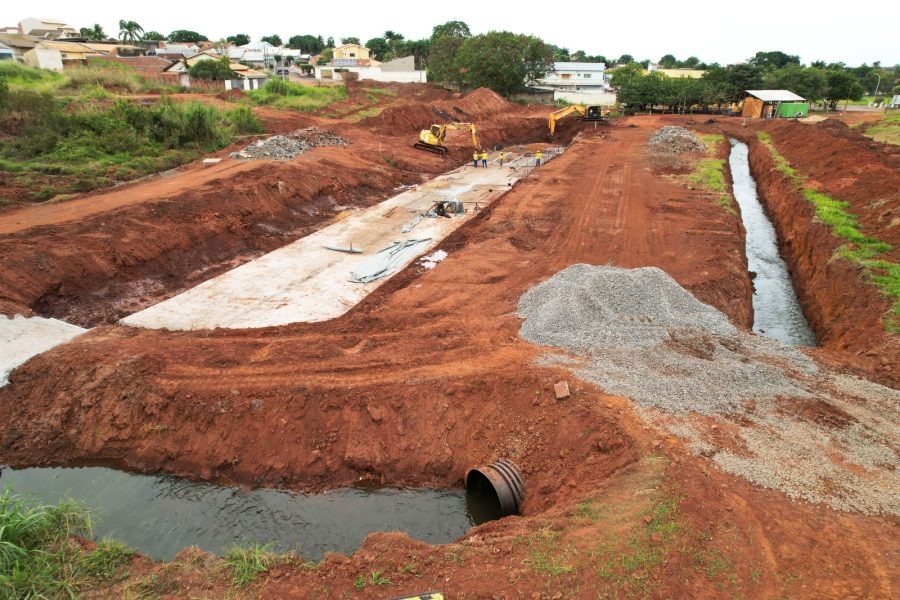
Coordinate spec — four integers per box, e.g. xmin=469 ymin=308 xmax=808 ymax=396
xmin=466 ymin=459 xmax=526 ymax=518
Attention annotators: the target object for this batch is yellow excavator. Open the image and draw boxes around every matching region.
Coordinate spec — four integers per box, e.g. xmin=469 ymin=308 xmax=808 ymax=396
xmin=414 ymin=122 xmax=479 ymax=155
xmin=548 ymin=104 xmax=608 ymax=136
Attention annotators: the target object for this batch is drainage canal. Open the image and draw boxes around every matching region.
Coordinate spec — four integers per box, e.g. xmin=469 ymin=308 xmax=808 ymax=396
xmin=728 ymin=139 xmax=816 ymax=346
xmin=0 ymin=466 xmax=506 ymax=561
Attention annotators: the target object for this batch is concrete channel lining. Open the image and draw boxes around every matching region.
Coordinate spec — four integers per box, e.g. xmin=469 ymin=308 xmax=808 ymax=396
xmin=0 ymin=315 xmax=87 ymax=387
xmin=123 ymin=148 xmax=564 ymax=331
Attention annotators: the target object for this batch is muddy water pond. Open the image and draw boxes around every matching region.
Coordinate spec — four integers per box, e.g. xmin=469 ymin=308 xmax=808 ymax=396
xmin=0 ymin=466 xmax=500 ymax=561
xmin=728 ymin=139 xmax=816 ymax=346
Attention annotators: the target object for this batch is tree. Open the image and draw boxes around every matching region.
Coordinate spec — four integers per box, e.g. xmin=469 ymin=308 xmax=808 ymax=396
xmin=431 ymin=20 xmax=470 ymax=41
xmin=189 ymin=58 xmax=236 ymax=80
xmin=552 ymin=46 xmax=570 ymax=62
xmin=261 ymin=34 xmax=282 ymax=47
xmin=770 ymin=65 xmax=827 ymax=103
xmin=287 ymin=35 xmax=324 ymax=53
xmin=143 ymin=31 xmax=165 ymax=41
xmin=169 ymin=30 xmax=208 ymax=43
xmin=79 ymin=24 xmax=106 ymax=40
xmin=617 ymin=54 xmax=633 ymax=65
xmin=749 ymin=50 xmax=800 ymax=69
xmin=426 ymin=35 xmax=465 ymax=86
xmin=366 ymin=37 xmax=389 ymax=60
xmin=682 ymin=56 xmax=700 ymax=68
xmin=341 ymin=36 xmax=360 ymax=45
xmin=703 ymin=63 xmax=763 ymax=95
xmin=454 ymin=31 xmax=552 ymax=96
xmin=319 ymin=48 xmax=333 ymax=62
xmin=227 ymin=33 xmax=250 ymax=46
xmin=658 ymin=54 xmax=677 ymax=68
xmin=326 ymin=36 xmax=335 ymax=48
xmin=118 ymin=20 xmax=144 ymax=43
xmin=824 ymin=70 xmax=865 ymax=109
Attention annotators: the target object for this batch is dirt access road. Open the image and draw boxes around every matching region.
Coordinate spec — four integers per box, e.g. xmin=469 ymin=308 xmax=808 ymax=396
xmin=3 ymin=114 xmax=896 ymax=598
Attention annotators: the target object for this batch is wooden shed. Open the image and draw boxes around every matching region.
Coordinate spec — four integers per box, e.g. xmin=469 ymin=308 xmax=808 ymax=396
xmin=741 ymin=90 xmax=808 ymax=119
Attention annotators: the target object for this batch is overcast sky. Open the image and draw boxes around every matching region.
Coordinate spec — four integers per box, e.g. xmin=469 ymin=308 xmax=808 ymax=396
xmin=9 ymin=1 xmax=898 ymax=66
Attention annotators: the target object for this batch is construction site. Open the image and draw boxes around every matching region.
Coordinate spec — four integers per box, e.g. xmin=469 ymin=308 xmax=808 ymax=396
xmin=0 ymin=80 xmax=898 ymax=599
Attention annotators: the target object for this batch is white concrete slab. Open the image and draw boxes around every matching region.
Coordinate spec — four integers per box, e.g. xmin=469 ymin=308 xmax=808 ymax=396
xmin=123 ymin=148 xmax=563 ymax=330
xmin=0 ymin=315 xmax=87 ymax=386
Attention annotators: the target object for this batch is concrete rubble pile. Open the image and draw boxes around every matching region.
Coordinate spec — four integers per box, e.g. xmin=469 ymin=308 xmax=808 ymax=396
xmin=647 ymin=126 xmax=706 ymax=154
xmin=231 ymin=127 xmax=348 ymax=160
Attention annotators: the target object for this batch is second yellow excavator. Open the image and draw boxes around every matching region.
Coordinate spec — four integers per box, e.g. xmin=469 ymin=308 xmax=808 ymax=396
xmin=548 ymin=104 xmax=608 ymax=135
xmin=414 ymin=123 xmax=479 ymax=155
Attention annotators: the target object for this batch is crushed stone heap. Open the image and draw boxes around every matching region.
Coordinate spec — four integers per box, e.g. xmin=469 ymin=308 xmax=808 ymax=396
xmin=231 ymin=127 xmax=347 ymax=160
xmin=647 ymin=125 xmax=706 ymax=154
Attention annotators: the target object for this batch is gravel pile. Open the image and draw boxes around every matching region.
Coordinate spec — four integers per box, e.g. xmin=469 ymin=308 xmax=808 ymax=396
xmin=231 ymin=127 xmax=347 ymax=160
xmin=647 ymin=126 xmax=706 ymax=154
xmin=518 ymin=264 xmax=900 ymax=515
xmin=518 ymin=264 xmax=814 ymax=413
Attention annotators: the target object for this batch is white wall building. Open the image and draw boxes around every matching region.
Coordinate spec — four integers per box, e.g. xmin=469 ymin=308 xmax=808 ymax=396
xmin=17 ymin=17 xmax=76 ymax=38
xmin=316 ymin=55 xmax=426 ymax=83
xmin=536 ymin=61 xmax=616 ymax=106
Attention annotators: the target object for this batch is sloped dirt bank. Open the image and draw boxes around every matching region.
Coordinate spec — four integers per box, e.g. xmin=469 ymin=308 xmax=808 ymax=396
xmin=718 ymin=119 xmax=898 ymax=387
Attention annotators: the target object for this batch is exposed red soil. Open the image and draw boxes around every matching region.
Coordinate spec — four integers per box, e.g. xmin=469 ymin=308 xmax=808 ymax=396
xmin=708 ymin=117 xmax=899 ymax=386
xmin=0 ymin=87 xmax=574 ymax=326
xmin=1 ymin=113 xmax=896 ymax=597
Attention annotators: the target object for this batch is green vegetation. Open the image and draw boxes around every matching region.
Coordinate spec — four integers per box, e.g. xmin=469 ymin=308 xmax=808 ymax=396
xmin=0 ymin=63 xmax=262 ymax=203
xmin=188 ymin=58 xmax=236 ymax=81
xmin=757 ymin=132 xmax=899 ymax=331
xmin=0 ymin=490 xmax=133 ymax=597
xmin=863 ymin=113 xmax=900 ymax=146
xmin=690 ymin=134 xmax=736 ymax=215
xmin=223 ymin=543 xmax=277 ymax=588
xmin=354 ymin=568 xmax=391 ymax=589
xmin=247 ymin=79 xmax=347 ymax=112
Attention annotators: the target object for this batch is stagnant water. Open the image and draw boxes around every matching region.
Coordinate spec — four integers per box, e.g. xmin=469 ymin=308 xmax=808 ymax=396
xmin=0 ymin=466 xmax=500 ymax=561
xmin=728 ymin=139 xmax=816 ymax=346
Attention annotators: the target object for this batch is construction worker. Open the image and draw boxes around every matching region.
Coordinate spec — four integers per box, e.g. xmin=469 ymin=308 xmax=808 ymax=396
xmin=535 ymin=149 xmax=542 ymax=167
xmin=498 ymin=151 xmax=505 ymax=167
xmin=473 ymin=150 xmax=479 ymax=168
xmin=480 ymin=150 xmax=488 ymax=168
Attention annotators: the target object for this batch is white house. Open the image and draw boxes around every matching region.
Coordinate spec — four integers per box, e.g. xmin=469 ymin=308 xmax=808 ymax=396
xmin=536 ymin=62 xmax=616 ymax=105
xmin=316 ymin=54 xmax=425 ymax=83
xmin=17 ymin=17 xmax=76 ymax=38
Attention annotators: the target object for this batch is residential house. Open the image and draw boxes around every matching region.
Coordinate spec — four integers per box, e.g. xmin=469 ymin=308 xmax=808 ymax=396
xmin=163 ymin=58 xmax=268 ymax=90
xmin=0 ymin=33 xmax=39 ymax=61
xmin=23 ymin=41 xmax=143 ymax=70
xmin=647 ymin=67 xmax=706 ymax=79
xmin=0 ymin=41 xmax=14 ymax=60
xmin=17 ymin=17 xmax=76 ymax=39
xmin=332 ymin=43 xmax=370 ymax=64
xmin=0 ymin=27 xmax=20 ymax=35
xmin=740 ymin=90 xmax=808 ymax=118
xmin=185 ymin=49 xmax=225 ymax=67
xmin=536 ymin=62 xmax=616 ymax=105
xmin=152 ymin=42 xmax=200 ymax=60
xmin=316 ymin=53 xmax=426 ymax=83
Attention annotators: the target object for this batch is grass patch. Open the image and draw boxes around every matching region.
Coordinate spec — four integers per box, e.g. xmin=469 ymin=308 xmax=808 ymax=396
xmin=757 ymin=131 xmax=899 ymax=331
xmin=248 ymin=79 xmax=347 ymax=112
xmin=863 ymin=113 xmax=900 ymax=146
xmin=0 ymin=490 xmax=136 ymax=597
xmin=689 ymin=133 xmax=736 ymax=215
xmin=223 ymin=543 xmax=278 ymax=588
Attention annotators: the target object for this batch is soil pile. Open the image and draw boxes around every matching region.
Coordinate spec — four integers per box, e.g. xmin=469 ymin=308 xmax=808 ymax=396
xmin=231 ymin=127 xmax=347 ymax=160
xmin=648 ymin=126 xmax=706 ymax=153
xmin=518 ymin=264 xmax=900 ymax=515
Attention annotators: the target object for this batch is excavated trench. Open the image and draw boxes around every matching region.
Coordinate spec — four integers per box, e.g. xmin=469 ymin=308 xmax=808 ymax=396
xmin=0 ymin=465 xmax=502 ymax=561
xmin=728 ymin=138 xmax=816 ymax=346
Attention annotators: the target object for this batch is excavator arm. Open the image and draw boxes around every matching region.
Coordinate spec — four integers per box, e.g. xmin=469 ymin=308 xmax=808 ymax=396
xmin=548 ymin=105 xmax=586 ymax=135
xmin=445 ymin=122 xmax=479 ymax=149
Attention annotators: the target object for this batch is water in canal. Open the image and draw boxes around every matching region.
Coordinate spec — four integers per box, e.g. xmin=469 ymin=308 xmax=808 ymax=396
xmin=728 ymin=138 xmax=816 ymax=346
xmin=0 ymin=465 xmax=501 ymax=561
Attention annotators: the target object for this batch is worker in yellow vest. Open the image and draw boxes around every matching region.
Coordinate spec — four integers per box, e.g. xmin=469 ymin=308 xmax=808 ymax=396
xmin=473 ymin=150 xmax=479 ymax=168
xmin=480 ymin=150 xmax=488 ymax=168
xmin=535 ymin=150 xmax=542 ymax=167
xmin=498 ymin=151 xmax=505 ymax=167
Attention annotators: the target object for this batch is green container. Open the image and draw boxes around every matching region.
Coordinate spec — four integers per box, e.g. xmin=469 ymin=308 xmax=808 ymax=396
xmin=775 ymin=102 xmax=810 ymax=118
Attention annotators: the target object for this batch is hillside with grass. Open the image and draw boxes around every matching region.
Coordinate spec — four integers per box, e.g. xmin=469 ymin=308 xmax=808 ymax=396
xmin=0 ymin=62 xmax=262 ymax=205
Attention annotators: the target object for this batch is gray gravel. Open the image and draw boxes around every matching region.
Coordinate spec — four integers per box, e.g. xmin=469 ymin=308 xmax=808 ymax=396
xmin=231 ymin=127 xmax=347 ymax=160
xmin=648 ymin=125 xmax=706 ymax=154
xmin=519 ymin=264 xmax=813 ymax=413
xmin=518 ymin=264 xmax=899 ymax=515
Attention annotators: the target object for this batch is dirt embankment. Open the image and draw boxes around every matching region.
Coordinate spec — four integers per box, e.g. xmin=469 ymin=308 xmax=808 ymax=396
xmin=2 ymin=120 xmax=896 ymax=599
xmin=0 ymin=87 xmax=562 ymax=327
xmin=718 ymin=119 xmax=898 ymax=386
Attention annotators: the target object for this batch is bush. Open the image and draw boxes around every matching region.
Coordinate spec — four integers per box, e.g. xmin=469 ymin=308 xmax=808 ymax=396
xmin=248 ymin=81 xmax=347 ymax=112
xmin=227 ymin=105 xmax=263 ymax=134
xmin=189 ymin=59 xmax=236 ymax=81
xmin=63 ymin=64 xmax=143 ymax=93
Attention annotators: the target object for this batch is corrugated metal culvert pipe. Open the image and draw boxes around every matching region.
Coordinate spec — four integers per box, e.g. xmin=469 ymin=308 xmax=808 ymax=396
xmin=465 ymin=459 xmax=525 ymax=517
